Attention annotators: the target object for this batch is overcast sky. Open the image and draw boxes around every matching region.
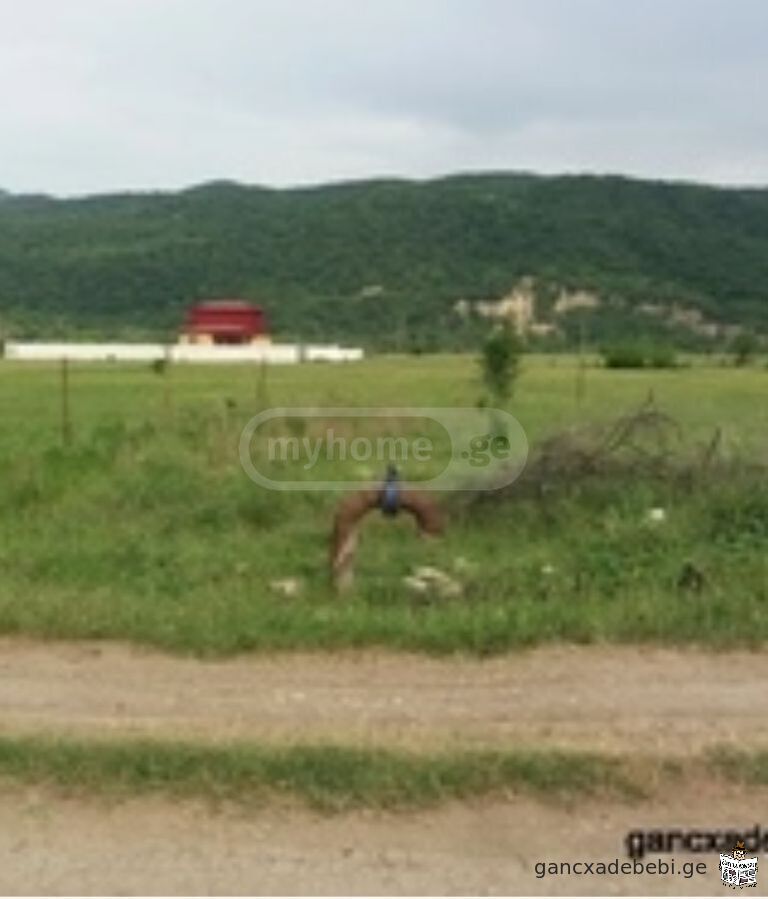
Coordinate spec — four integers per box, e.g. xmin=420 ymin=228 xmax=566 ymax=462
xmin=0 ymin=0 xmax=766 ymax=196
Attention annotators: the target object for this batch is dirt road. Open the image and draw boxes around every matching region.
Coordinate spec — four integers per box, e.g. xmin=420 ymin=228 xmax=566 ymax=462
xmin=0 ymin=639 xmax=765 ymax=753
xmin=2 ymin=785 xmax=767 ymax=895
xmin=2 ymin=639 xmax=767 ymax=894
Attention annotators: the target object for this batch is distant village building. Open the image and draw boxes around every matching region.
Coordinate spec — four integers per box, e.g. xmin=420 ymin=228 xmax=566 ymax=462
xmin=552 ymin=289 xmax=600 ymax=315
xmin=454 ymin=277 xmax=613 ymax=339
xmin=3 ymin=297 xmax=365 ymax=364
xmin=179 ymin=300 xmax=269 ymax=345
xmin=473 ymin=279 xmax=536 ymax=334
xmin=454 ymin=277 xmax=595 ymax=337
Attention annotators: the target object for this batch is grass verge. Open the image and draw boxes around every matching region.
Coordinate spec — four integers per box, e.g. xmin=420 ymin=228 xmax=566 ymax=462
xmin=0 ymin=736 xmax=642 ymax=811
xmin=708 ymin=748 xmax=768 ymax=786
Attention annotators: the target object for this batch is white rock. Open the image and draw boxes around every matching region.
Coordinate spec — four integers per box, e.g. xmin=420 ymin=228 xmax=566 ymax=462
xmin=403 ymin=575 xmax=430 ymax=595
xmin=647 ymin=507 xmax=667 ymax=523
xmin=269 ymin=577 xmax=303 ymax=598
xmin=413 ymin=566 xmax=447 ymax=582
xmin=411 ymin=566 xmax=463 ymax=598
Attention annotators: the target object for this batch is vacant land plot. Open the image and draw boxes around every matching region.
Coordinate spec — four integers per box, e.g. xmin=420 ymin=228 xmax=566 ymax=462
xmin=1 ymin=355 xmax=766 ymax=894
xmin=0 ymin=354 xmax=766 ymax=654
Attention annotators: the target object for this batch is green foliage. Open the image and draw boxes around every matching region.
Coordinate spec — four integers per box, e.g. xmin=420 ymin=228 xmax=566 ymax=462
xmin=602 ymin=342 xmax=678 ymax=369
xmin=730 ymin=332 xmax=759 ymax=366
xmin=647 ymin=344 xmax=679 ymax=369
xmin=480 ymin=324 xmax=523 ymax=400
xmin=708 ymin=487 xmax=768 ymax=548
xmin=602 ymin=344 xmax=647 ymax=369
xmin=0 ymin=173 xmax=767 ymax=348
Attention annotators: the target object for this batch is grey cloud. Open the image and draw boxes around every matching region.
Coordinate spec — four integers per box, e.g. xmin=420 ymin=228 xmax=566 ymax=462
xmin=0 ymin=0 xmax=766 ymax=194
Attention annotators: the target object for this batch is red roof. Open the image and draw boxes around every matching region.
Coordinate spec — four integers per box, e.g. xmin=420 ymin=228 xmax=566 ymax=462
xmin=192 ymin=299 xmax=258 ymax=311
xmin=183 ymin=300 xmax=269 ymax=340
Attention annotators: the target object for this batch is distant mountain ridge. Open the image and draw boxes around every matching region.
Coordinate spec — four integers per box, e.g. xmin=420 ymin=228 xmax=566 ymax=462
xmin=0 ymin=172 xmax=766 ymax=349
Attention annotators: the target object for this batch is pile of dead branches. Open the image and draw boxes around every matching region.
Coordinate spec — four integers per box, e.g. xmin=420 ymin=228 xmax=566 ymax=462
xmin=471 ymin=393 xmax=764 ymax=505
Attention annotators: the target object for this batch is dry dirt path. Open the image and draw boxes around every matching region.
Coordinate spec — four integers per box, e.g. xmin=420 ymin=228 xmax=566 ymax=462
xmin=3 ymin=784 xmax=767 ymax=895
xmin=0 ymin=639 xmax=765 ymax=753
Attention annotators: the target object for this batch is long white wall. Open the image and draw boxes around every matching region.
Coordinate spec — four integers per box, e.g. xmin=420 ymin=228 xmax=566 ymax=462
xmin=4 ymin=342 xmax=364 ymax=364
xmin=6 ymin=342 xmax=167 ymax=362
xmin=303 ymin=345 xmax=364 ymax=362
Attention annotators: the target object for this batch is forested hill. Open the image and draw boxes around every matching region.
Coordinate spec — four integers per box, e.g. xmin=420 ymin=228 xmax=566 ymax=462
xmin=0 ymin=172 xmax=767 ymax=349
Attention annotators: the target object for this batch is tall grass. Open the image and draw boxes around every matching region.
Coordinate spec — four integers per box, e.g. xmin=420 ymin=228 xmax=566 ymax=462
xmin=0 ymin=355 xmax=765 ymax=654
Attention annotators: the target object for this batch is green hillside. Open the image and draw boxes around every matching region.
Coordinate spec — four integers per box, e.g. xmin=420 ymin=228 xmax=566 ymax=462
xmin=0 ymin=172 xmax=767 ymax=349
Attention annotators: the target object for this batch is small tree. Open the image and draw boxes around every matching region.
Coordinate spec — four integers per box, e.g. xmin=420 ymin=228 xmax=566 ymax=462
xmin=480 ymin=323 xmax=523 ymax=403
xmin=730 ymin=332 xmax=758 ymax=367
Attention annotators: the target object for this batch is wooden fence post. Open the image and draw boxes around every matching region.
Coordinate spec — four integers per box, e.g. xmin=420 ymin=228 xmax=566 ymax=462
xmin=60 ymin=357 xmax=72 ymax=446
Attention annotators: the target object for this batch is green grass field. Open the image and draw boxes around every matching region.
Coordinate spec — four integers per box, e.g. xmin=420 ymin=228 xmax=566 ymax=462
xmin=0 ymin=353 xmax=766 ymax=654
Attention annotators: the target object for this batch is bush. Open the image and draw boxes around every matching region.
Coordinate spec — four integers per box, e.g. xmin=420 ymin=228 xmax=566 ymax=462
xmin=602 ymin=344 xmax=646 ymax=369
xmin=601 ymin=343 xmax=677 ymax=369
xmin=647 ymin=344 xmax=678 ymax=369
xmin=730 ymin=333 xmax=758 ymax=367
xmin=480 ymin=324 xmax=523 ymax=400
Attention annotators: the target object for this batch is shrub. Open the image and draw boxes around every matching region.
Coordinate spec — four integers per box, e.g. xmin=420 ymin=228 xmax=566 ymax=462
xmin=730 ymin=333 xmax=758 ymax=367
xmin=602 ymin=344 xmax=647 ymax=369
xmin=646 ymin=344 xmax=678 ymax=369
xmin=480 ymin=324 xmax=523 ymax=400
xmin=601 ymin=343 xmax=677 ymax=369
